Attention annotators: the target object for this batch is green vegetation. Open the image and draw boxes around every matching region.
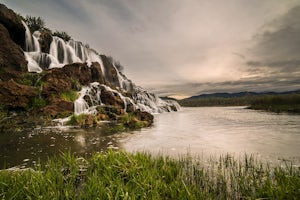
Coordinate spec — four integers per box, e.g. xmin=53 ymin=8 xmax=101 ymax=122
xmin=66 ymin=111 xmax=151 ymax=130
xmin=60 ymin=90 xmax=79 ymax=102
xmin=0 ymin=106 xmax=7 ymax=120
xmin=25 ymin=16 xmax=45 ymax=32
xmin=118 ymin=113 xmax=148 ymax=129
xmin=66 ymin=114 xmax=91 ymax=127
xmin=179 ymin=93 xmax=300 ymax=114
xmin=0 ymin=151 xmax=299 ymax=199
xmin=179 ymin=96 xmax=252 ymax=107
xmin=249 ymin=93 xmax=300 ymax=113
xmin=16 ymin=73 xmax=45 ymax=87
xmin=53 ymin=31 xmax=72 ymax=41
xmin=27 ymin=97 xmax=47 ymax=111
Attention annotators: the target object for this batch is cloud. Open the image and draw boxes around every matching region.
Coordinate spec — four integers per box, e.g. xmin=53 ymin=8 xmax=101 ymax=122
xmin=2 ymin=0 xmax=300 ymax=96
xmin=246 ymin=5 xmax=300 ymax=71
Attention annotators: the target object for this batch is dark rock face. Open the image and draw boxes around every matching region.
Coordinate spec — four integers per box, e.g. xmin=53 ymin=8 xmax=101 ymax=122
xmin=0 ymin=24 xmax=27 ymax=81
xmin=42 ymin=62 xmax=105 ymax=96
xmin=42 ymin=99 xmax=73 ymax=118
xmin=100 ymin=55 xmax=120 ymax=88
xmin=39 ymin=30 xmax=53 ymax=53
xmin=90 ymin=62 xmax=105 ymax=83
xmin=0 ymin=79 xmax=37 ymax=109
xmin=133 ymin=110 xmax=154 ymax=125
xmin=0 ymin=3 xmax=25 ymax=47
xmin=99 ymin=86 xmax=124 ymax=109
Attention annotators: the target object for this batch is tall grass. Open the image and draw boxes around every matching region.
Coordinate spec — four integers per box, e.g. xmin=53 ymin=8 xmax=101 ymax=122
xmin=0 ymin=151 xmax=299 ymax=199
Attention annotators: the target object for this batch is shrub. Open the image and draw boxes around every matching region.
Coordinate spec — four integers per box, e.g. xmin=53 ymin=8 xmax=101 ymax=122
xmin=27 ymin=97 xmax=47 ymax=111
xmin=60 ymin=90 xmax=79 ymax=102
xmin=53 ymin=31 xmax=71 ymax=41
xmin=25 ymin=16 xmax=45 ymax=32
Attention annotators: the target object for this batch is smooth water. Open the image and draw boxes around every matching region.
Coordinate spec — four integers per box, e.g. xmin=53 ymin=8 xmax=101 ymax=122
xmin=122 ymin=107 xmax=300 ymax=160
xmin=1 ymin=107 xmax=300 ymax=168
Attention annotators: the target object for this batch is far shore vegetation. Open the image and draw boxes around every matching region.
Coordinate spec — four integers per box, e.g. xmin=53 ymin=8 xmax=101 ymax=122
xmin=179 ymin=93 xmax=300 ymax=114
xmin=0 ymin=150 xmax=299 ymax=199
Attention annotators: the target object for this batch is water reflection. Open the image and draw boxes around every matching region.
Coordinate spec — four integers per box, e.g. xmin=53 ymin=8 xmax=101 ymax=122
xmin=1 ymin=107 xmax=300 ymax=169
xmin=121 ymin=107 xmax=300 ymax=164
xmin=0 ymin=126 xmax=123 ymax=169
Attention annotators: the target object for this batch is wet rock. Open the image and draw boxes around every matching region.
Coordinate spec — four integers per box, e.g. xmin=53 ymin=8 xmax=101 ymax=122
xmin=100 ymin=55 xmax=120 ymax=88
xmin=133 ymin=110 xmax=154 ymax=125
xmin=41 ymin=98 xmax=73 ymax=118
xmin=0 ymin=79 xmax=37 ymax=109
xmin=0 ymin=3 xmax=25 ymax=47
xmin=39 ymin=29 xmax=53 ymax=53
xmin=99 ymin=86 xmax=124 ymax=109
xmin=0 ymin=24 xmax=27 ymax=81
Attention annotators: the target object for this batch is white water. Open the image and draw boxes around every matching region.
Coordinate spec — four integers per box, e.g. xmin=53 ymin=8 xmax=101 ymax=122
xmin=21 ymin=21 xmax=180 ymax=118
xmin=133 ymin=86 xmax=181 ymax=113
xmin=22 ymin=22 xmax=105 ymax=73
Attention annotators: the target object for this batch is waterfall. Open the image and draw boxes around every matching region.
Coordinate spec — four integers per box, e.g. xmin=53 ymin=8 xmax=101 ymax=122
xmin=24 ymin=52 xmax=43 ymax=73
xmin=21 ymin=21 xmax=40 ymax=52
xmin=21 ymin=21 xmax=180 ymax=118
xmin=22 ymin=21 xmax=105 ymax=73
xmin=74 ymin=87 xmax=90 ymax=115
xmin=133 ymin=86 xmax=180 ymax=113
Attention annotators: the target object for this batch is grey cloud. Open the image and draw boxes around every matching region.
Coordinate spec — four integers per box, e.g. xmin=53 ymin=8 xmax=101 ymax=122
xmin=248 ymin=5 xmax=300 ymax=68
xmin=2 ymin=0 xmax=300 ymax=97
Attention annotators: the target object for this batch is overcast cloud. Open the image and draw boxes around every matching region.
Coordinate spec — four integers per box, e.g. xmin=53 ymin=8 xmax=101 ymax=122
xmin=2 ymin=0 xmax=300 ymax=98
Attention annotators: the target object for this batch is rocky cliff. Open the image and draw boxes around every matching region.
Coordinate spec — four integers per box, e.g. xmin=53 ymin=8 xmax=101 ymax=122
xmin=0 ymin=3 xmax=180 ymax=131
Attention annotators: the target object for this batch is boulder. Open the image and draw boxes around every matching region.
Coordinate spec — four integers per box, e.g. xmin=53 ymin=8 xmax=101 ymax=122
xmin=100 ymin=55 xmax=120 ymax=88
xmin=0 ymin=24 xmax=27 ymax=81
xmin=0 ymin=79 xmax=37 ymax=109
xmin=99 ymin=86 xmax=124 ymax=109
xmin=42 ymin=98 xmax=73 ymax=118
xmin=39 ymin=29 xmax=53 ymax=53
xmin=0 ymin=3 xmax=25 ymax=47
xmin=133 ymin=110 xmax=154 ymax=125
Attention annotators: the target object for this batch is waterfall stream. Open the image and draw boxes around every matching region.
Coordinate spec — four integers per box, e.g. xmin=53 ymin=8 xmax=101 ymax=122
xmin=21 ymin=21 xmax=180 ymax=117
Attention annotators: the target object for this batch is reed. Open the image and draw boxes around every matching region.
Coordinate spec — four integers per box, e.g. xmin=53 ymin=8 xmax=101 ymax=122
xmin=0 ymin=151 xmax=299 ymax=199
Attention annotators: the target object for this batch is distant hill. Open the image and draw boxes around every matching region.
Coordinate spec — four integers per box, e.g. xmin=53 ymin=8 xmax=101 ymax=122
xmin=185 ymin=90 xmax=300 ymax=100
xmin=178 ymin=90 xmax=300 ymax=108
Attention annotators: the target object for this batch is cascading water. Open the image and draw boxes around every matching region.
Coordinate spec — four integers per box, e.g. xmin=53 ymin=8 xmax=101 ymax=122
xmin=133 ymin=86 xmax=181 ymax=113
xmin=21 ymin=20 xmax=180 ymax=119
xmin=22 ymin=22 xmax=105 ymax=73
xmin=22 ymin=21 xmax=40 ymax=52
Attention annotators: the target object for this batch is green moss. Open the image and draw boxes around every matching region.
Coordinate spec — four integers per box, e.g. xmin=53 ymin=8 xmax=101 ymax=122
xmin=28 ymin=97 xmax=47 ymax=111
xmin=16 ymin=73 xmax=45 ymax=87
xmin=118 ymin=113 xmax=149 ymax=129
xmin=66 ymin=114 xmax=85 ymax=126
xmin=0 ymin=105 xmax=7 ymax=120
xmin=60 ymin=90 xmax=79 ymax=102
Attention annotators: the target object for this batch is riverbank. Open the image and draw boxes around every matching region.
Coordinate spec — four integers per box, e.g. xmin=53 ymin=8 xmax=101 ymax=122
xmin=0 ymin=150 xmax=299 ymax=199
xmin=248 ymin=93 xmax=300 ymax=113
xmin=179 ymin=93 xmax=300 ymax=114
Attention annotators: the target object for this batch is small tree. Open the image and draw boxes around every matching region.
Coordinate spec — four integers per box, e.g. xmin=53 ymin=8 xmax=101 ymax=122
xmin=53 ymin=31 xmax=72 ymax=41
xmin=25 ymin=16 xmax=45 ymax=32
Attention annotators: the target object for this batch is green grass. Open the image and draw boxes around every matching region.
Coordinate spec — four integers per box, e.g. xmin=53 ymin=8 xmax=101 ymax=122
xmin=60 ymin=90 xmax=79 ymax=102
xmin=0 ymin=151 xmax=299 ymax=199
xmin=249 ymin=94 xmax=300 ymax=113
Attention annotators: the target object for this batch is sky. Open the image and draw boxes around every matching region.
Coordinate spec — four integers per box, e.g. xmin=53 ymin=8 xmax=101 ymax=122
xmin=2 ymin=0 xmax=300 ymax=98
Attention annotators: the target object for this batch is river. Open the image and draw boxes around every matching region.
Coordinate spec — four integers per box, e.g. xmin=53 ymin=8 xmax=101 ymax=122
xmin=1 ymin=107 xmax=300 ymax=168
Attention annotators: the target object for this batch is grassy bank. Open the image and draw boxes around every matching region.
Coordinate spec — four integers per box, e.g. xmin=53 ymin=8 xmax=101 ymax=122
xmin=0 ymin=151 xmax=299 ymax=199
xmin=248 ymin=94 xmax=300 ymax=113
xmin=179 ymin=93 xmax=300 ymax=114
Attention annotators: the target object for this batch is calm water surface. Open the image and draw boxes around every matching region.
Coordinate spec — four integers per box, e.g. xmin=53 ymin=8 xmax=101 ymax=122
xmin=1 ymin=107 xmax=299 ymax=168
